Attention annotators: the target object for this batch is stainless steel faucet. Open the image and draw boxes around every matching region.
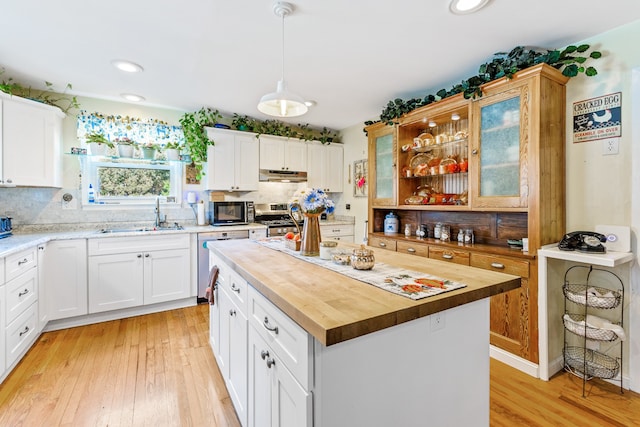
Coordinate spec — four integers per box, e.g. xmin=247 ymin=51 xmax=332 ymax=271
xmin=155 ymin=197 xmax=164 ymax=227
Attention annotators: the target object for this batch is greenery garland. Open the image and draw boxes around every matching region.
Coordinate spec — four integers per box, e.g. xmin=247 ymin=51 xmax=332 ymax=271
xmin=365 ymin=44 xmax=601 ymax=128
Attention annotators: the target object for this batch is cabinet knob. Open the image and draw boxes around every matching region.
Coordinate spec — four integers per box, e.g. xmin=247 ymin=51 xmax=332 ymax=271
xmin=263 ymin=316 xmax=279 ymax=334
xmin=261 ymin=350 xmax=269 ymax=360
xmin=145 ymin=253 xmax=150 ymax=258
xmin=266 ymin=358 xmax=276 ymax=369
xmin=229 ymin=309 xmax=236 ymax=316
xmin=472 ymin=149 xmax=478 ymax=155
xmin=137 ymin=254 xmax=143 ymax=258
xmin=6 ymin=179 xmax=12 ymax=183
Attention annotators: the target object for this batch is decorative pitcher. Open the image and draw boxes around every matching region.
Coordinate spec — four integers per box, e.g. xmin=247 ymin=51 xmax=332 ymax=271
xmin=300 ymin=212 xmax=322 ymax=256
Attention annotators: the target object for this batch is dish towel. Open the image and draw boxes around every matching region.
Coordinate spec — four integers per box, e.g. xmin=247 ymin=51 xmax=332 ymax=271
xmin=205 ymin=265 xmax=219 ymax=305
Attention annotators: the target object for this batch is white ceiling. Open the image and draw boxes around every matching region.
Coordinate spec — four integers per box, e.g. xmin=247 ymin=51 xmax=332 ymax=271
xmin=2 ymin=1 xmax=640 ymax=130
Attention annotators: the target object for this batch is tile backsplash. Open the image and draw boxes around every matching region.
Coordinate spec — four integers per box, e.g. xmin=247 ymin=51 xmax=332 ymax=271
xmin=0 ymin=182 xmax=344 ymax=233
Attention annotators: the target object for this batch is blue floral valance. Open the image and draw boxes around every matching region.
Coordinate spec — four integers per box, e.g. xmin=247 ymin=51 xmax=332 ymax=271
xmin=76 ymin=111 xmax=184 ymax=146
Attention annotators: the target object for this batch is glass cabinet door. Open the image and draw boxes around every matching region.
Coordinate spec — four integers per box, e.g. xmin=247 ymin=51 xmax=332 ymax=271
xmin=367 ymin=124 xmax=397 ymax=207
xmin=471 ymin=86 xmax=528 ymax=209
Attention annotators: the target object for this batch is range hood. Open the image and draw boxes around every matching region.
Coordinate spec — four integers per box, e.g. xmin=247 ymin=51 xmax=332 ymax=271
xmin=259 ymin=169 xmax=307 ymax=183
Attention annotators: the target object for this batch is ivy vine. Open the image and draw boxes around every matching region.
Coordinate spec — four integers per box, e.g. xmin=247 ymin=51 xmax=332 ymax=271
xmin=365 ymin=44 xmax=602 ymax=128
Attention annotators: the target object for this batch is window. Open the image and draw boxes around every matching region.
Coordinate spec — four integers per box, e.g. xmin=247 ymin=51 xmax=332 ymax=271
xmin=83 ymin=157 xmax=182 ymax=205
xmin=77 ymin=111 xmax=185 ymax=206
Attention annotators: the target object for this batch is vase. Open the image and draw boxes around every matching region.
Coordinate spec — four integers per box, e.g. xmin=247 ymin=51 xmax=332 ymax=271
xmin=165 ymin=148 xmax=181 ymax=161
xmin=141 ymin=147 xmax=156 ymax=160
xmin=117 ymin=144 xmax=134 ymax=158
xmin=89 ymin=142 xmax=106 ymax=156
xmin=300 ymin=213 xmax=322 ymax=256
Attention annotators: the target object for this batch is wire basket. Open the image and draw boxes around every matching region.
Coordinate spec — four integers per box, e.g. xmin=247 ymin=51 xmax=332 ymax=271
xmin=563 ymin=283 xmax=621 ymax=309
xmin=563 ymin=313 xmax=619 ymax=341
xmin=564 ymin=346 xmax=620 ymax=379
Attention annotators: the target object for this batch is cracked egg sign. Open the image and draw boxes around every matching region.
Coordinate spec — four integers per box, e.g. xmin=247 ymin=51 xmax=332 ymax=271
xmin=573 ymin=92 xmax=622 ymax=143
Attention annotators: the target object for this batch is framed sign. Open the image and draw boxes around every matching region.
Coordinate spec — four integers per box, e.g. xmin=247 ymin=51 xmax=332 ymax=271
xmin=353 ymin=159 xmax=368 ymax=197
xmin=573 ymin=92 xmax=622 ymax=143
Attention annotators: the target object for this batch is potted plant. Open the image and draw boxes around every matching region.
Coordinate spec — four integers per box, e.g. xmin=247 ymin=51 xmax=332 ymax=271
xmin=232 ymin=114 xmax=256 ymax=132
xmin=114 ymin=137 xmax=135 ymax=158
xmin=139 ymin=142 xmax=158 ymax=160
xmin=163 ymin=141 xmax=182 ymax=161
xmin=179 ymin=107 xmax=222 ymax=179
xmin=85 ymin=132 xmax=114 ymax=156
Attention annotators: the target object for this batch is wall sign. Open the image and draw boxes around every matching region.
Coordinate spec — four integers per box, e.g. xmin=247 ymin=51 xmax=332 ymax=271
xmin=572 ymin=92 xmax=622 ymax=143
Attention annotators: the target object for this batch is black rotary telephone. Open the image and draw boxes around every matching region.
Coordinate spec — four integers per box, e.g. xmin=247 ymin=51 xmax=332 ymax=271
xmin=558 ymin=231 xmax=607 ymax=253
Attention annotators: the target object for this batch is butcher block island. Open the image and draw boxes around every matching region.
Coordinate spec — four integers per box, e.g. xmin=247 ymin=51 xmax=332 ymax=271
xmin=207 ymin=239 xmax=520 ymax=427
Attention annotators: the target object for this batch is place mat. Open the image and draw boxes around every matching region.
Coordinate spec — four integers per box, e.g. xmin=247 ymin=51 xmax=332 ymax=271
xmin=255 ymin=239 xmax=466 ymax=300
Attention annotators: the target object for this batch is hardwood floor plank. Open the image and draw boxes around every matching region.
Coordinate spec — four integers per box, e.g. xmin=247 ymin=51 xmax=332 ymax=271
xmin=0 ymin=304 xmax=638 ymax=426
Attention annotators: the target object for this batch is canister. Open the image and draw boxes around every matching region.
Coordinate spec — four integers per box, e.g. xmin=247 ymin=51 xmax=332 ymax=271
xmin=384 ymin=212 xmax=399 ymax=234
xmin=319 ymin=241 xmax=338 ymax=260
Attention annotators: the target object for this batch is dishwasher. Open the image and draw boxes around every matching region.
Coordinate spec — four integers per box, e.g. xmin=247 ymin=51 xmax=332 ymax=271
xmin=197 ymin=229 xmax=249 ymax=302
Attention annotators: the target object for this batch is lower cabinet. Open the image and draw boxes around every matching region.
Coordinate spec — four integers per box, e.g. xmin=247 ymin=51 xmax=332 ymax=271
xmin=41 ymin=239 xmax=88 ymax=321
xmin=88 ymin=235 xmax=191 ymax=314
xmin=320 ymin=223 xmax=354 ymax=243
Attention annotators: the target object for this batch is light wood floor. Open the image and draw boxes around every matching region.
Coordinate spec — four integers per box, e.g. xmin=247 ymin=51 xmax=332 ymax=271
xmin=0 ymin=304 xmax=638 ymax=426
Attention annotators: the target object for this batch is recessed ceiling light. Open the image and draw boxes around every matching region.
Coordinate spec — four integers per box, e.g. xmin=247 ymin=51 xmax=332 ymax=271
xmin=121 ymin=93 xmax=145 ymax=102
xmin=449 ymin=0 xmax=490 ymax=15
xmin=111 ymin=59 xmax=144 ymax=73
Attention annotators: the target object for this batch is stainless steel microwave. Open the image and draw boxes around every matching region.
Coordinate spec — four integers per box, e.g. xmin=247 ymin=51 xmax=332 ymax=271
xmin=209 ymin=201 xmax=255 ymax=226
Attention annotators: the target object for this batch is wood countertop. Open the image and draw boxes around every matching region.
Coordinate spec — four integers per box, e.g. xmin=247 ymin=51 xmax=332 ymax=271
xmin=208 ymin=239 xmax=521 ymax=347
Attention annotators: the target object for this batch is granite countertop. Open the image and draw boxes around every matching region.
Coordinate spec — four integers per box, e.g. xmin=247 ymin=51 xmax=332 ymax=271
xmin=0 ymin=223 xmax=267 ymax=258
xmin=208 ymin=239 xmax=521 ymax=346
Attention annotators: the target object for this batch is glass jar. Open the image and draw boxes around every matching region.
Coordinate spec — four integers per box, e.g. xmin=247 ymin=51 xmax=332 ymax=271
xmin=404 ymin=223 xmax=412 ymax=237
xmin=464 ymin=229 xmax=474 ymax=244
xmin=319 ymin=241 xmax=338 ymax=260
xmin=457 ymin=229 xmax=464 ymax=243
xmin=440 ymin=225 xmax=451 ymax=242
xmin=434 ymin=222 xmax=442 ymax=239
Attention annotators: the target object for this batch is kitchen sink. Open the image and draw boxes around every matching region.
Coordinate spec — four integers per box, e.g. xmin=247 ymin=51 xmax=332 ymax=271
xmin=96 ymin=224 xmax=183 ymax=234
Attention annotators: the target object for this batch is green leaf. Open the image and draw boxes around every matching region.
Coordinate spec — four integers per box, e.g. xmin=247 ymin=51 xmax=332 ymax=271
xmin=562 ymin=64 xmax=579 ymax=77
xmin=591 ymin=51 xmax=602 ymax=59
xmin=585 ymin=67 xmax=598 ymax=77
xmin=564 ymin=45 xmax=578 ymax=53
xmin=576 ymin=44 xmax=590 ymax=53
xmin=575 ymin=57 xmax=587 ymax=64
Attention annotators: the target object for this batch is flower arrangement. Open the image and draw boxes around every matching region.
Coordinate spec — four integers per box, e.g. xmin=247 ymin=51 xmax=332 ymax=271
xmin=289 ymin=188 xmax=335 ymax=215
xmin=114 ymin=137 xmax=135 ymax=145
xmin=140 ymin=141 xmax=157 ymax=148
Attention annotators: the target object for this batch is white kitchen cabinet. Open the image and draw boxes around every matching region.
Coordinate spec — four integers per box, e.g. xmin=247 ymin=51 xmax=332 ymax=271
xmin=40 ymin=239 xmax=88 ymax=321
xmin=0 ymin=259 xmax=6 ymax=375
xmin=88 ymin=235 xmax=191 ymax=314
xmin=259 ymin=135 xmax=307 ymax=172
xmin=4 ymin=246 xmax=39 ymax=371
xmin=206 ymin=128 xmax=259 ymax=192
xmin=307 ymin=142 xmax=343 ymax=193
xmin=0 ymin=93 xmax=64 ymax=187
xmin=249 ymin=228 xmax=267 ymax=240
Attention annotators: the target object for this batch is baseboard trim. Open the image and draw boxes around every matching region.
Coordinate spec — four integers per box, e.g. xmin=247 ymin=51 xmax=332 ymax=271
xmin=490 ymin=345 xmax=539 ymax=378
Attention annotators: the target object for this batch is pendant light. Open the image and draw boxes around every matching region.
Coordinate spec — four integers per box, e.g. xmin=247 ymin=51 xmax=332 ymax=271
xmin=257 ymin=2 xmax=308 ymax=118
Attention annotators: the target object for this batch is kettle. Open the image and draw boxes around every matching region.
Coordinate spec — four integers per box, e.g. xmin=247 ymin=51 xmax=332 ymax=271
xmin=383 ymin=212 xmax=399 ymax=235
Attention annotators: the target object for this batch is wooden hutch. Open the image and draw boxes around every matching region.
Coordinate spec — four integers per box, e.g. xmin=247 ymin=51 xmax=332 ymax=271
xmin=366 ymin=64 xmax=568 ymax=365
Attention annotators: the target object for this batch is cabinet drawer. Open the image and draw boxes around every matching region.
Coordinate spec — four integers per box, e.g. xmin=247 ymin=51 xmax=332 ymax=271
xmin=6 ymin=247 xmax=37 ymax=282
xmin=470 ymin=253 xmax=529 ymax=278
xmin=88 ymin=234 xmax=190 ymax=255
xmin=397 ymin=241 xmax=428 ymax=257
xmin=321 ymin=224 xmax=355 ymax=237
xmin=369 ymin=236 xmax=397 ymax=251
xmin=248 ymin=286 xmax=312 ymax=390
xmin=428 ymin=246 xmax=470 ymax=265
xmin=6 ymin=267 xmax=37 ymax=325
xmin=222 ymin=269 xmax=248 ymax=316
xmin=6 ymin=301 xmax=37 ymax=368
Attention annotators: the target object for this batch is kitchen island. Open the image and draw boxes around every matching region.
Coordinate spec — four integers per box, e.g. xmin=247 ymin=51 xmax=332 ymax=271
xmin=208 ymin=239 xmax=521 ymax=427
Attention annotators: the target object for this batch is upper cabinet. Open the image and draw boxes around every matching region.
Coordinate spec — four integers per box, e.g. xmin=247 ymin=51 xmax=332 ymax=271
xmin=366 ymin=123 xmax=397 ymax=207
xmin=307 ymin=142 xmax=343 ymax=193
xmin=206 ymin=128 xmax=259 ymax=192
xmin=259 ymin=135 xmax=307 ymax=172
xmin=0 ymin=93 xmax=64 ymax=187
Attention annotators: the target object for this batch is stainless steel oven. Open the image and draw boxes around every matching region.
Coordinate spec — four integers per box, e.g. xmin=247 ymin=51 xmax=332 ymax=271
xmin=254 ymin=203 xmax=301 ymax=237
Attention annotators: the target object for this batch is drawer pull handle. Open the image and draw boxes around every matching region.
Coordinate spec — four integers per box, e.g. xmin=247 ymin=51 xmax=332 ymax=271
xmin=19 ymin=326 xmax=29 ymax=337
xmin=18 ymin=258 xmax=29 ymax=266
xmin=18 ymin=289 xmax=29 ymax=297
xmin=229 ymin=309 xmax=236 ymax=316
xmin=261 ymin=350 xmax=270 ymax=360
xmin=442 ymin=253 xmax=453 ymax=260
xmin=491 ymin=262 xmax=505 ymax=269
xmin=231 ymin=283 xmax=241 ymax=293
xmin=407 ymin=248 xmax=416 ymax=253
xmin=379 ymin=242 xmax=386 ymax=247
xmin=266 ymin=357 xmax=276 ymax=369
xmin=263 ymin=317 xmax=279 ymax=335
